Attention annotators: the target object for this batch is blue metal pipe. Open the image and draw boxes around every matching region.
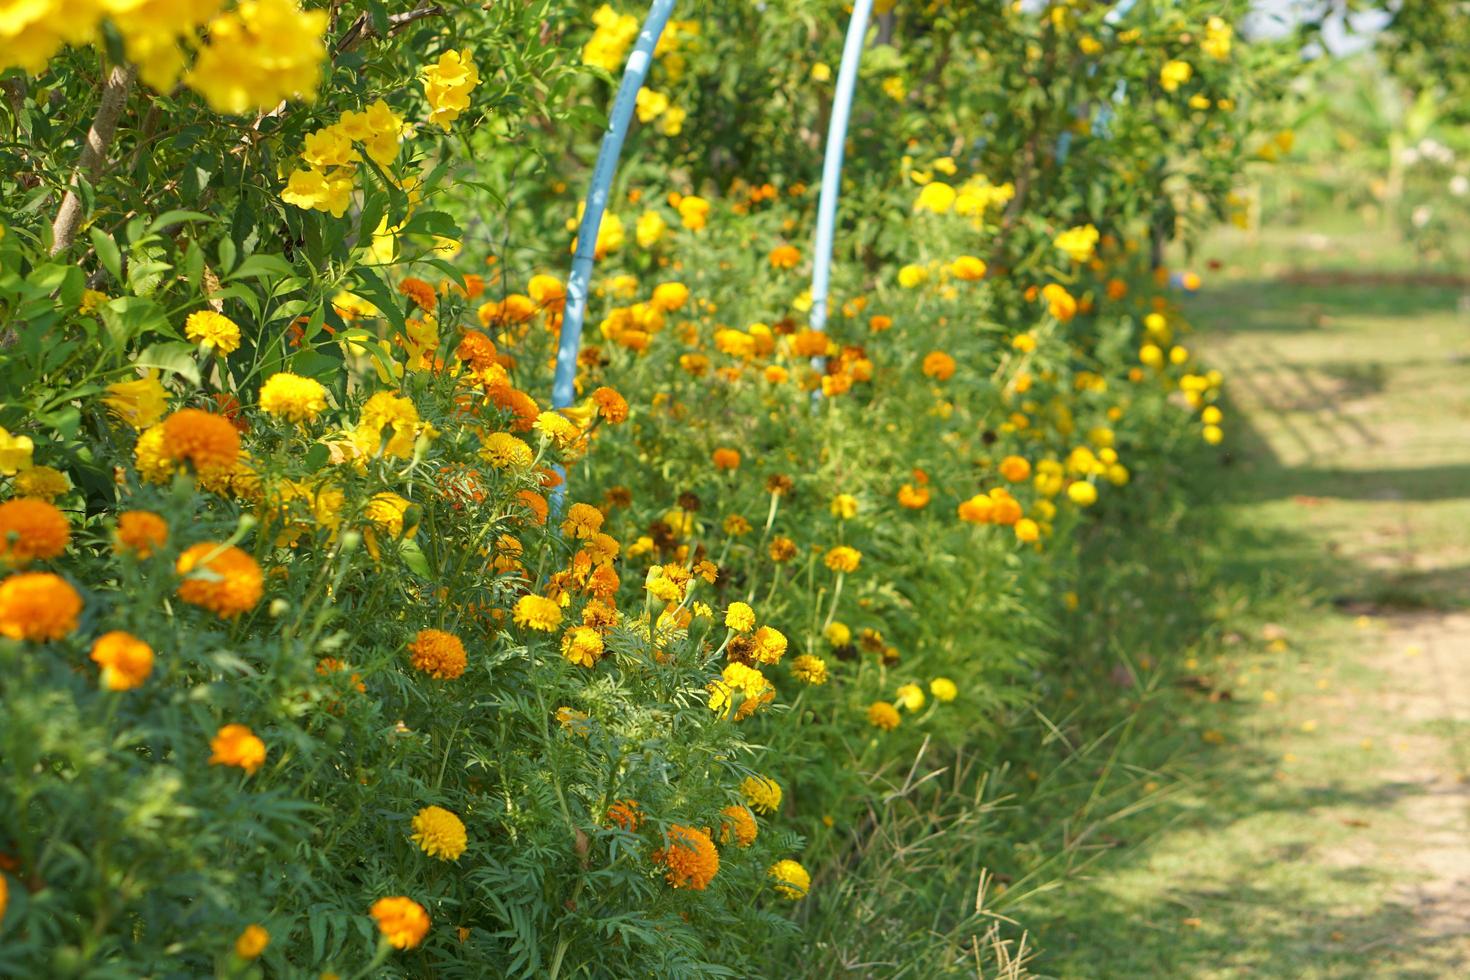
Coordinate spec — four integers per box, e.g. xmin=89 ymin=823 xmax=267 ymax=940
xmin=808 ymin=0 xmax=874 ymax=344
xmin=551 ymin=0 xmax=675 ymax=513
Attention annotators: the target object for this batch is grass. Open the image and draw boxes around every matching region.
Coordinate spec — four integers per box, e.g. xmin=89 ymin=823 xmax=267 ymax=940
xmin=997 ymin=219 xmax=1470 ymax=978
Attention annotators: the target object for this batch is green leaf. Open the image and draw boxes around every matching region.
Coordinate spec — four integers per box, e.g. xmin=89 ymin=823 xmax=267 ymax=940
xmin=90 ymin=228 xmax=123 ymax=283
xmin=134 ymin=342 xmax=201 ymax=385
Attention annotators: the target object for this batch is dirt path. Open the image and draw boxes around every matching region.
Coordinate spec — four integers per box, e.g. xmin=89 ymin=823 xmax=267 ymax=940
xmin=1185 ymin=266 xmax=1470 ymax=977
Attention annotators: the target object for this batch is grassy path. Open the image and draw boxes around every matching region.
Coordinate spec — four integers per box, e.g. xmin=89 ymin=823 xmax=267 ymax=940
xmin=1026 ymin=229 xmax=1470 ymax=978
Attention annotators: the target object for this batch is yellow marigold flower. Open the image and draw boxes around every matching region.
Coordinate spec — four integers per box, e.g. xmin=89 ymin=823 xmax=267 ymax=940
xmin=533 ymin=411 xmax=579 ymax=448
xmin=1068 ymin=481 xmax=1099 ymax=506
xmin=370 ymin=896 xmax=431 ymax=950
xmin=1041 ymin=283 xmax=1077 ymax=321
xmin=1202 ymin=16 xmax=1232 ymax=60
xmin=408 ymin=628 xmax=467 ymax=680
xmin=13 ymin=465 xmax=67 ymax=501
xmin=790 ymin=653 xmax=828 ymax=685
xmin=897 ymin=263 xmax=929 ymax=288
xmin=1203 ymin=424 xmax=1224 ymax=445
xmin=1015 ymin=518 xmax=1041 ymax=543
xmin=184 ymin=0 xmax=328 ymax=115
xmin=636 ymin=210 xmax=667 ymax=249
xmin=480 ymin=431 xmax=533 ymax=469
xmin=1160 ymin=59 xmax=1193 ymax=93
xmin=561 ymin=502 xmax=604 ymax=539
xmin=0 ymin=426 xmax=34 ymax=474
xmin=824 ymin=545 xmax=861 ymax=574
xmin=896 ymin=683 xmax=925 ymax=711
xmin=411 ymin=805 xmax=467 ymax=860
xmin=751 ymin=625 xmax=787 ymax=665
xmin=353 ymin=391 xmax=422 ymax=460
xmin=914 ymin=181 xmax=956 ymax=214
xmin=867 ymin=700 xmax=901 ymax=731
xmin=560 ymin=625 xmax=605 ymax=668
xmin=677 ymin=195 xmax=710 ymax=231
xmin=259 ymin=372 xmax=328 ymax=423
xmin=709 ymin=662 xmax=774 ymax=720
xmin=209 ymin=723 xmax=266 ymax=775
xmin=160 ymin=409 xmax=240 ymax=477
xmin=102 ymin=374 xmax=169 ymax=430
xmin=422 ymin=48 xmax=480 ymax=129
xmin=176 ymin=543 xmax=264 ymax=618
xmin=0 ymin=498 xmax=70 ymax=567
xmin=769 ymin=859 xmax=811 ymax=899
xmin=740 ymin=774 xmax=782 ymax=814
xmin=0 ymin=572 xmax=81 ymax=641
xmin=89 ymin=630 xmax=154 ymax=691
xmin=724 ymin=601 xmax=756 ymax=633
xmin=654 ymin=824 xmax=719 ymax=890
xmin=930 ymin=677 xmax=958 ymax=702
xmin=1053 ymin=224 xmax=1100 ymax=263
xmin=183 ymin=310 xmax=242 ymax=355
xmin=513 ymin=594 xmax=562 ymax=632
xmin=829 ymin=494 xmax=858 ymax=519
xmin=114 ymin=510 xmax=168 ymax=558
xmin=235 ymin=924 xmax=269 ymax=959
xmin=824 ymin=622 xmax=851 ymax=647
xmin=950 ymin=255 xmax=987 ymax=281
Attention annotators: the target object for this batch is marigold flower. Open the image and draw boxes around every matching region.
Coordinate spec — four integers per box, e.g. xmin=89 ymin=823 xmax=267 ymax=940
xmin=408 ymin=628 xmax=467 ymax=680
xmin=1068 ymin=481 xmax=1099 ymax=506
xmin=897 ymin=484 xmax=930 ymax=509
xmin=353 ymin=392 xmax=422 ymax=460
xmin=790 ymin=653 xmax=828 ymax=685
xmin=868 ymin=700 xmax=902 ymax=731
xmin=591 ymin=386 xmax=628 ymax=423
xmin=921 ymin=351 xmax=956 ymax=381
xmin=825 ymin=621 xmax=852 ymax=647
xmin=0 ymin=498 xmax=70 ymax=567
xmin=13 ymin=466 xmax=67 ymax=501
xmin=0 ymin=427 xmax=34 ymax=474
xmin=768 ymin=536 xmax=797 ymax=562
xmin=740 ymin=775 xmax=782 ymax=814
xmin=709 ymin=662 xmax=774 ymax=719
xmin=1053 ymin=224 xmax=1100 ymax=263
xmin=769 ymin=859 xmax=811 ymax=899
xmin=719 ymin=805 xmax=758 ymax=847
xmin=235 ymin=924 xmax=269 ymax=959
xmin=259 ymin=372 xmax=328 ymax=423
xmin=560 ymin=625 xmax=605 ymax=668
xmin=711 ymin=447 xmax=741 ymax=471
xmin=930 ymin=677 xmax=959 ymax=702
xmin=999 ymin=455 xmax=1032 ymax=483
xmin=829 ymin=494 xmax=858 ymax=519
xmin=654 ymin=824 xmax=719 ymax=890
xmin=89 ymin=630 xmax=154 ymax=691
xmin=513 ymin=594 xmax=562 ymax=632
xmin=769 ymin=244 xmax=801 ymax=269
xmin=371 ymin=896 xmax=431 ymax=950
xmin=561 ymin=502 xmax=604 ymax=539
xmin=824 ymin=545 xmax=861 ymax=574
xmin=1160 ymin=58 xmax=1194 ymax=93
xmin=950 ymin=255 xmax=987 ymax=281
xmin=411 ymin=805 xmax=467 ymax=860
xmin=896 ymin=683 xmax=926 ymax=712
xmin=184 ymin=311 xmax=242 ymax=354
xmin=176 ymin=543 xmax=264 ymax=618
xmin=103 ymin=374 xmax=169 ymax=430
xmin=607 ymin=799 xmax=642 ymax=832
xmin=724 ymin=601 xmax=756 ymax=633
xmin=751 ymin=625 xmax=787 ymax=665
xmin=517 ymin=490 xmax=549 ymax=526
xmin=209 ymin=723 xmax=267 ymax=775
xmin=0 ymin=572 xmax=81 ymax=641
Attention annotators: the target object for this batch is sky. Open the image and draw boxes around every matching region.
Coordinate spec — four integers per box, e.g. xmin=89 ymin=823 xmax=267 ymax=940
xmin=1245 ymin=0 xmax=1393 ymax=54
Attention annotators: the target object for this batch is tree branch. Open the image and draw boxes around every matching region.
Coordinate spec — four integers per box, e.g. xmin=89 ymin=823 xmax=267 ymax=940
xmin=51 ymin=63 xmax=136 ymax=256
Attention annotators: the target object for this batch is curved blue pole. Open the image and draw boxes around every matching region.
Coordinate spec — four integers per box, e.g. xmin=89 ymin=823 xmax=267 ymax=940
xmin=551 ymin=0 xmax=674 ymax=513
xmin=809 ymin=0 xmax=874 ymax=342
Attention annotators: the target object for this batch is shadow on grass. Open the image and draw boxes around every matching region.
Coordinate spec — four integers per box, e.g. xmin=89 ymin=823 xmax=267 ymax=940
xmin=1192 ymin=282 xmax=1466 ymax=333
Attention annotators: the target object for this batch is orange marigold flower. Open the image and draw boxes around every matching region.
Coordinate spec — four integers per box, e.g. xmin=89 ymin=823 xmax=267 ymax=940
xmin=160 ymin=409 xmax=240 ymax=475
xmin=607 ymin=799 xmax=642 ymax=832
xmin=869 ymin=314 xmax=893 ymax=332
xmin=370 ymin=896 xmax=431 ymax=950
xmin=711 ymin=448 xmax=741 ymax=470
xmin=998 ymin=455 xmax=1032 ymax=483
xmin=0 ymin=572 xmax=82 ymax=641
xmin=560 ymin=625 xmax=605 ymax=667
xmin=410 ymin=805 xmax=467 ymax=860
xmin=234 ymin=924 xmax=269 ymax=959
xmin=823 ymin=545 xmax=861 ymax=573
xmin=867 ymin=700 xmax=901 ymax=731
xmin=591 ymin=386 xmax=628 ymax=423
xmin=768 ymin=244 xmax=801 ymax=269
xmin=408 ymin=628 xmax=468 ymax=680
xmin=516 ymin=490 xmax=549 ymax=525
xmin=768 ymin=536 xmax=797 ymax=562
xmin=89 ymin=630 xmax=154 ymax=691
xmin=455 ymin=329 xmax=499 ymax=368
xmin=208 ymin=723 xmax=266 ymax=774
xmin=897 ymin=484 xmax=930 ymax=509
xmin=653 ymin=824 xmax=720 ymax=890
xmin=114 ymin=510 xmax=168 ymax=557
xmin=561 ymin=502 xmax=604 ymax=539
xmin=790 ymin=330 xmax=828 ymax=358
xmin=176 ymin=543 xmax=263 ymax=618
xmin=398 ymin=277 xmax=437 ymax=311
xmin=718 ymin=805 xmax=758 ymax=847
xmin=0 ymin=498 xmax=70 ymax=567
xmin=921 ymin=351 xmax=956 ymax=381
